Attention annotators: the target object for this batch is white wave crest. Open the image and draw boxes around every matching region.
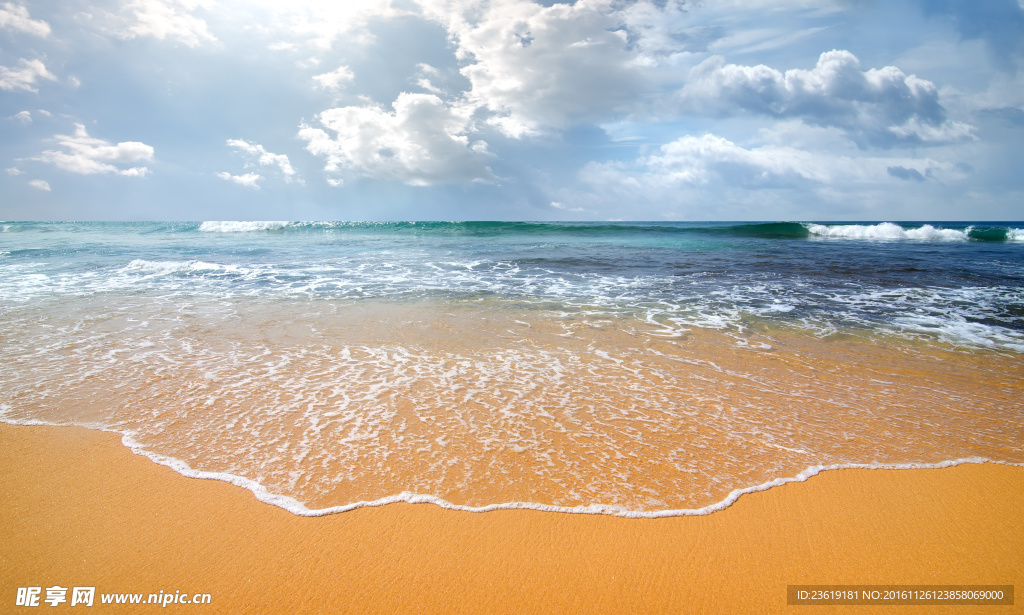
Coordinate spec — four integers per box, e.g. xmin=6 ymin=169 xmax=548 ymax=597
xmin=805 ymin=222 xmax=967 ymax=240
xmin=1009 ymin=228 xmax=1024 ymax=241
xmin=121 ymin=259 xmax=246 ymax=275
xmin=199 ymin=221 xmax=291 ymax=232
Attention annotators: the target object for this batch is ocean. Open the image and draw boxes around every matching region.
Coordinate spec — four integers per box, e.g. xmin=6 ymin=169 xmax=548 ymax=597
xmin=1 ymin=220 xmax=1022 ymax=517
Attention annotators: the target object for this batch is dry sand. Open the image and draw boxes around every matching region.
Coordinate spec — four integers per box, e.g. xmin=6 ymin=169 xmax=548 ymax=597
xmin=1 ymin=422 xmax=1021 ymax=613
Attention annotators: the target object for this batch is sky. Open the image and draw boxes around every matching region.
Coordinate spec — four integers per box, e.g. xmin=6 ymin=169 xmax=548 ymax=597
xmin=1 ymin=0 xmax=1023 ymax=221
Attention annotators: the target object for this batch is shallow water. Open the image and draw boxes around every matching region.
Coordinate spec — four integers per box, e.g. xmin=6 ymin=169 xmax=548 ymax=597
xmin=1 ymin=221 xmax=1022 ymax=515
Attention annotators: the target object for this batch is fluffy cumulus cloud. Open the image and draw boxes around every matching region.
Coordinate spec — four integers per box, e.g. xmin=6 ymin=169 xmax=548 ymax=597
xmin=420 ymin=0 xmax=650 ymax=137
xmin=224 ymin=139 xmax=297 ymax=181
xmin=34 ymin=124 xmax=154 ymax=176
xmin=28 ymin=179 xmax=51 ymax=191
xmin=679 ymin=50 xmax=973 ymax=147
xmin=119 ymin=0 xmax=217 ymax=47
xmin=298 ymin=92 xmax=494 ymax=186
xmin=0 ymin=2 xmax=51 ymax=37
xmin=0 ymin=58 xmax=57 ymax=93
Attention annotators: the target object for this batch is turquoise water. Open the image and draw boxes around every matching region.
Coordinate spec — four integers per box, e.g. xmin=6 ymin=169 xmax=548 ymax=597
xmin=2 ymin=220 xmax=1022 ymax=349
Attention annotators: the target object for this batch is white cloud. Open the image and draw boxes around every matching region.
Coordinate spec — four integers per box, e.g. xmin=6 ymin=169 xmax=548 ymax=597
xmin=312 ymin=65 xmax=354 ymax=91
xmin=299 ymin=92 xmax=495 ymax=186
xmin=242 ymin=0 xmax=402 ymax=50
xmin=413 ymin=0 xmax=768 ymax=138
xmin=609 ymin=0 xmax=710 ymax=58
xmin=414 ymin=77 xmax=443 ymax=94
xmin=11 ymin=110 xmax=31 ymax=124
xmin=28 ymin=179 xmax=51 ymax=191
xmin=120 ymin=0 xmax=217 ymax=47
xmin=0 ymin=58 xmax=57 ymax=93
xmin=568 ymin=130 xmax=973 ymax=219
xmin=886 ymin=117 xmax=975 ymax=143
xmin=34 ymin=124 xmax=154 ymax=176
xmin=6 ymin=167 xmax=24 ymax=175
xmin=412 ymin=63 xmax=443 ymax=94
xmin=679 ymin=50 xmax=974 ymax=147
xmin=225 ymin=139 xmax=296 ymax=180
xmin=605 ymin=133 xmax=833 ymax=188
xmin=701 ymin=0 xmax=844 ymax=8
xmin=419 ymin=0 xmax=647 ymax=137
xmin=580 ymin=133 xmax=963 ymax=193
xmin=0 ymin=2 xmax=51 ymax=37
xmin=216 ymin=171 xmax=261 ymax=188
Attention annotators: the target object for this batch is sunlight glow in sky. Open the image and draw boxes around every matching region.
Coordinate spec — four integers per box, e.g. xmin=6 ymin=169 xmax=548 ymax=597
xmin=2 ymin=0 xmax=1023 ymax=220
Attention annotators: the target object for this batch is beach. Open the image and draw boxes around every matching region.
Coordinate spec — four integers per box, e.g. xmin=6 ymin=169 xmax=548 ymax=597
xmin=2 ymin=221 xmax=1022 ymax=612
xmin=2 ymin=422 xmax=1020 ymax=613
xmin=4 ymin=0 xmax=1024 ymax=603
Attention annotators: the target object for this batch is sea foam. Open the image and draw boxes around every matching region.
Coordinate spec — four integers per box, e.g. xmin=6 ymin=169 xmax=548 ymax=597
xmin=12 ymin=415 xmax=1021 ymax=519
xmin=199 ymin=221 xmax=291 ymax=232
xmin=806 ymin=222 xmax=966 ymax=240
xmin=105 ymin=424 xmax=1015 ymax=517
xmin=4 ymin=396 xmax=1015 ymax=519
xmin=121 ymin=259 xmax=247 ymax=274
xmin=805 ymin=222 xmax=1024 ymax=242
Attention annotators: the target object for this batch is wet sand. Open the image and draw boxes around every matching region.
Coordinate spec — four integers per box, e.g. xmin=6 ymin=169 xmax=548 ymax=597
xmin=1 ymin=422 xmax=1021 ymax=613
xmin=5 ymin=301 xmax=1023 ymax=515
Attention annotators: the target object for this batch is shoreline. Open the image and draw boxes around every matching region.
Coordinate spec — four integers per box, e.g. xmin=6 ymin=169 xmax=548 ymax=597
xmin=3 ymin=422 xmax=1021 ymax=613
xmin=4 ymin=417 xmax=1019 ymax=519
xmin=4 ymin=308 xmax=1021 ymax=515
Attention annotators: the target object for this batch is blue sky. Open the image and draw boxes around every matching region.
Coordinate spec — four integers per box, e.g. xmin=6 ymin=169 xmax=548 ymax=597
xmin=1 ymin=0 xmax=1022 ymax=221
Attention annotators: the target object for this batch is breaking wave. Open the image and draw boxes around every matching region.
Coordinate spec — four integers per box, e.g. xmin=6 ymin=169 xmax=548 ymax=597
xmin=199 ymin=221 xmax=292 ymax=232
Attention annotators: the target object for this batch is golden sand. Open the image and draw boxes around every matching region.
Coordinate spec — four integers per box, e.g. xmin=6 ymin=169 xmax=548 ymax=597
xmin=1 ymin=422 xmax=1021 ymax=614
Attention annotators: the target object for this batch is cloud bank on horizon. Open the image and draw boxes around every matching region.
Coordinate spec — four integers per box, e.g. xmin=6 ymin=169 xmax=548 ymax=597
xmin=1 ymin=0 xmax=1022 ymax=220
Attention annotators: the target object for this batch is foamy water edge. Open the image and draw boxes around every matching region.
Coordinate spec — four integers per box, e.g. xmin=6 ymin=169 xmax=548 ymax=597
xmin=3 ymin=414 xmax=1018 ymax=519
